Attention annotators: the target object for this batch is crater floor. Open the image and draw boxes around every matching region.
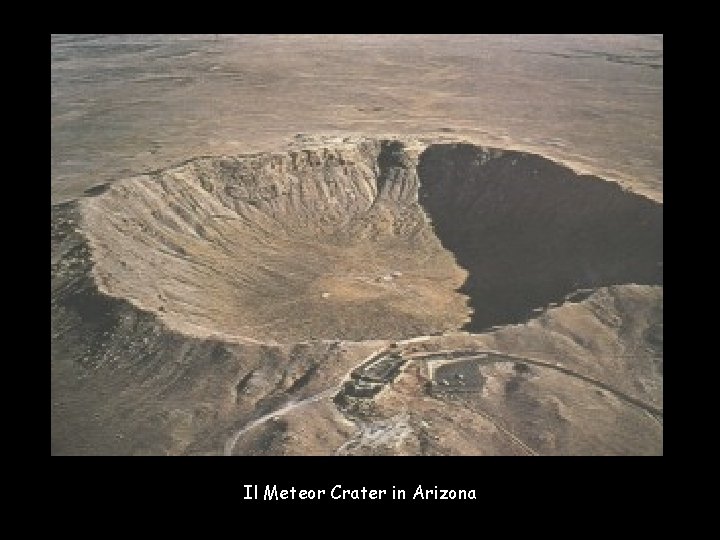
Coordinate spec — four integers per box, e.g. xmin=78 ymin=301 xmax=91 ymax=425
xmin=80 ymin=138 xmax=662 ymax=343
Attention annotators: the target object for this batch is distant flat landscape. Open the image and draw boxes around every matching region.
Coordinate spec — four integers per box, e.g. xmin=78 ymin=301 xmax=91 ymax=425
xmin=52 ymin=34 xmax=662 ymax=203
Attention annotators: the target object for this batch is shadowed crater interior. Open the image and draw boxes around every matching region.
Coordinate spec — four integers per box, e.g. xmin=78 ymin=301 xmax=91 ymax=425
xmin=417 ymin=143 xmax=662 ymax=331
xmin=77 ymin=139 xmax=662 ymax=342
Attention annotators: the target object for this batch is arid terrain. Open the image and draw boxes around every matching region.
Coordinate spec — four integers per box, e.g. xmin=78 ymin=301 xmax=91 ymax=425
xmin=51 ymin=35 xmax=662 ymax=455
